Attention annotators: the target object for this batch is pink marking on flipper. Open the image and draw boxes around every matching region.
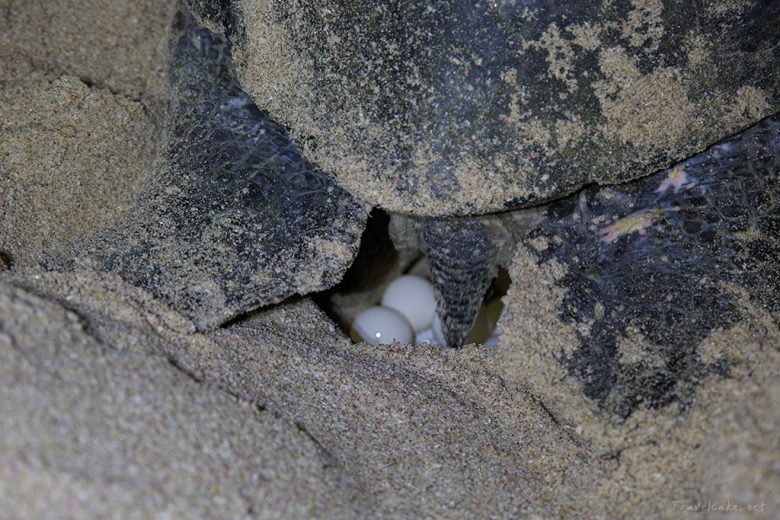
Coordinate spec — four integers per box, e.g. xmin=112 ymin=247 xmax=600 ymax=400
xmin=656 ymin=165 xmax=694 ymax=194
xmin=599 ymin=209 xmax=660 ymax=244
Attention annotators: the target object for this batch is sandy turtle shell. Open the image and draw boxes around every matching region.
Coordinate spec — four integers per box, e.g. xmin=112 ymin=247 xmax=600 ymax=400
xmin=200 ymin=0 xmax=780 ymax=216
xmin=48 ymin=5 xmax=778 ymax=417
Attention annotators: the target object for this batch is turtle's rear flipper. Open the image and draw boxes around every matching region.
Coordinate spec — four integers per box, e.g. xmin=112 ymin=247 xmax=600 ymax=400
xmin=62 ymin=11 xmax=367 ymax=330
xmin=417 ymin=218 xmax=498 ymax=348
xmin=521 ymin=114 xmax=780 ymax=418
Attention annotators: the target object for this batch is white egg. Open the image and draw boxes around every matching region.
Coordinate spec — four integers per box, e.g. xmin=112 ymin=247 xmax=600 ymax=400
xmin=352 ymin=306 xmax=414 ymax=345
xmin=414 ymin=327 xmax=439 ymax=346
xmin=432 ymin=313 xmax=446 ymax=346
xmin=381 ymin=275 xmax=437 ymax=332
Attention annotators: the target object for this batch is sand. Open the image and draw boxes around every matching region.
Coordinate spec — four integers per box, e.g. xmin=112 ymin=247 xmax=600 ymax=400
xmin=1 ymin=1 xmax=778 ymax=518
xmin=0 ymin=0 xmax=176 ymax=103
xmin=0 ymin=76 xmax=160 ymax=267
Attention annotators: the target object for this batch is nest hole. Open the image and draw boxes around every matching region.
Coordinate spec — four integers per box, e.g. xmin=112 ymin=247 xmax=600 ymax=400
xmin=314 ymin=208 xmax=510 ymax=347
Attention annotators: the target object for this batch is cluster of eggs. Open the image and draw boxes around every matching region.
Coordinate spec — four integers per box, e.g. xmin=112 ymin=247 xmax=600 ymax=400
xmin=350 ymin=275 xmax=502 ymax=346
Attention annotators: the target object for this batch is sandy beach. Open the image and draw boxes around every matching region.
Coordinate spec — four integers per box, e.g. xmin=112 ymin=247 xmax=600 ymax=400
xmin=1 ymin=1 xmax=778 ymax=518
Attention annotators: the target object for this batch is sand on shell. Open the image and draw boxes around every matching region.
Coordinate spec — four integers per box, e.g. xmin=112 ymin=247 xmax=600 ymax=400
xmin=232 ymin=0 xmax=779 ymax=216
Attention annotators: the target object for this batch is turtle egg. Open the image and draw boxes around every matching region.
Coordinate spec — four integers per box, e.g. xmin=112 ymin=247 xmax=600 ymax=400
xmin=381 ymin=275 xmax=437 ymax=332
xmin=352 ymin=306 xmax=414 ymax=345
xmin=414 ymin=327 xmax=439 ymax=346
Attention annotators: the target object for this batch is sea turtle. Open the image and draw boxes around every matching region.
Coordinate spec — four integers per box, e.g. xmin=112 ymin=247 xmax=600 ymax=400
xmin=72 ymin=2 xmax=778 ymax=360
xmin=59 ymin=3 xmax=779 ymax=416
xmin=172 ymin=0 xmax=780 ymax=346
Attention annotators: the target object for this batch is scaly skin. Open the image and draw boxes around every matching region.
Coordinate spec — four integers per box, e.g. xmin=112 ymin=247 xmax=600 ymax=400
xmin=416 ymin=217 xmax=496 ymax=348
xmin=391 ymin=210 xmax=537 ymax=348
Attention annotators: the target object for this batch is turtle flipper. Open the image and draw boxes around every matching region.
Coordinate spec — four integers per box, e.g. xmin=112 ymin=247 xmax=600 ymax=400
xmin=521 ymin=114 xmax=780 ymax=417
xmin=66 ymin=11 xmax=366 ymax=329
xmin=416 ymin=218 xmax=497 ymax=348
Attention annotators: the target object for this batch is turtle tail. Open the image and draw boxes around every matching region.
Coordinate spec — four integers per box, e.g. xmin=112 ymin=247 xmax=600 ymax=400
xmin=417 ymin=217 xmax=498 ymax=348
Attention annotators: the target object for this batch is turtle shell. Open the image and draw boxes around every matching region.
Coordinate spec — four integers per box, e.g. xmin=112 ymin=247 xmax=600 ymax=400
xmin=204 ymin=0 xmax=779 ymax=216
